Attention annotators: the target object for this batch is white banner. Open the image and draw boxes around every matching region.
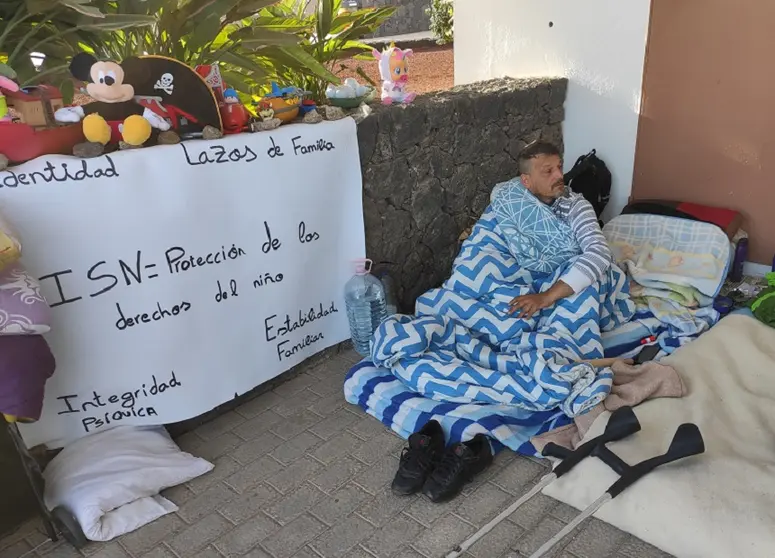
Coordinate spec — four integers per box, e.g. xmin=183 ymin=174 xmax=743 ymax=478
xmin=0 ymin=118 xmax=364 ymax=448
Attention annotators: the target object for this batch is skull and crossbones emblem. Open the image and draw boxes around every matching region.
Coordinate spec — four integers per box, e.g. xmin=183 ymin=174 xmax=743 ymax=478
xmin=154 ymin=73 xmax=174 ymax=95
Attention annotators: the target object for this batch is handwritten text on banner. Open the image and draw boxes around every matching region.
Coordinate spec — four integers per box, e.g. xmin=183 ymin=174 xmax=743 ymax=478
xmin=0 ymin=119 xmax=365 ymax=448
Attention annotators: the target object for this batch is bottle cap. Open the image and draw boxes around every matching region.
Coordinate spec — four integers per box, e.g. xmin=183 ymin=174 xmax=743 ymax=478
xmin=353 ymin=258 xmax=373 ymax=275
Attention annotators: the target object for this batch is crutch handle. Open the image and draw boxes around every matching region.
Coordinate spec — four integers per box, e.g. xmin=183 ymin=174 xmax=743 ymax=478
xmin=591 ymin=444 xmax=630 ymax=475
xmin=541 ymin=442 xmax=572 ymax=460
xmin=606 ymin=423 xmax=705 ymax=498
xmin=548 ymin=406 xmax=641 ymax=478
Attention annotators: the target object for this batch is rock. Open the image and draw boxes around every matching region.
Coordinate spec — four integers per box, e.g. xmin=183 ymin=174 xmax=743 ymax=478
xmin=73 ymin=142 xmax=105 ymax=158
xmin=157 ymin=130 xmax=181 ymax=145
xmin=320 ymin=105 xmax=346 ymax=121
xmin=0 ymin=154 xmax=8 ymax=171
xmin=302 ymin=109 xmax=323 ymax=124
xmin=250 ymin=118 xmax=282 ymax=132
xmin=354 ymin=77 xmax=568 ymax=311
xmin=410 ymin=177 xmax=444 ymax=230
xmin=202 ymin=125 xmax=223 ymax=140
xmin=349 ymin=103 xmax=373 ymax=124
xmin=118 ymin=141 xmax=141 ymax=151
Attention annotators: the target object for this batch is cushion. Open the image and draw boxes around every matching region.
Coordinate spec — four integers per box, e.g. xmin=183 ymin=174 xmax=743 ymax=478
xmin=43 ymin=425 xmax=213 ymax=542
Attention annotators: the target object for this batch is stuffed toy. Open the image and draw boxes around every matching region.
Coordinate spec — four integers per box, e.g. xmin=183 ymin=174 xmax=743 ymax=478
xmin=131 ymin=55 xmax=223 ymax=139
xmin=373 ymin=44 xmax=416 ymax=105
xmin=55 ymin=53 xmax=171 ymax=154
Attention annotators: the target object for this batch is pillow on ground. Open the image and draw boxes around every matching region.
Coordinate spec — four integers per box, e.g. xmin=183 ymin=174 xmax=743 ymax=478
xmin=43 ymin=425 xmax=213 ymax=542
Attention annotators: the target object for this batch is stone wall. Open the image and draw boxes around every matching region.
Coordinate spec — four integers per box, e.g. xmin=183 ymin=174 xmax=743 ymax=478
xmin=356 ymin=77 xmax=567 ymax=310
xmin=362 ymin=0 xmax=431 ymax=37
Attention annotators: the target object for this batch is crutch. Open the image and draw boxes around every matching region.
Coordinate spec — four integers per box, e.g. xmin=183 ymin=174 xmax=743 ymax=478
xmin=445 ymin=406 xmax=642 ymax=558
xmin=528 ymin=422 xmax=705 ymax=558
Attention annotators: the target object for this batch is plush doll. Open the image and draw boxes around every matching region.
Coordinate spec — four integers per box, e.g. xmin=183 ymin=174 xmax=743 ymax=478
xmin=373 ymin=44 xmax=416 ymax=105
xmin=55 ymin=53 xmax=171 ymax=154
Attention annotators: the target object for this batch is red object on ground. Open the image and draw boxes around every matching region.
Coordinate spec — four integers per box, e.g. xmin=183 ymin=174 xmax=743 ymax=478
xmin=0 ymin=121 xmax=85 ymax=164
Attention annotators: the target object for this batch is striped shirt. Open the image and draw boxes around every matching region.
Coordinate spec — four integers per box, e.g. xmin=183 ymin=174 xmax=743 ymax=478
xmin=551 ymin=192 xmax=613 ymax=293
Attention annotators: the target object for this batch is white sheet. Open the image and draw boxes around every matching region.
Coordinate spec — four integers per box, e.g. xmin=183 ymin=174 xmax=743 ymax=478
xmin=543 ymin=314 xmax=775 ymax=558
xmin=44 ymin=425 xmax=213 ymax=542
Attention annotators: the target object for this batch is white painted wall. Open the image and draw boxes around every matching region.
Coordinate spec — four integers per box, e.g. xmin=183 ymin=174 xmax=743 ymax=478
xmin=455 ymin=0 xmax=652 ymax=221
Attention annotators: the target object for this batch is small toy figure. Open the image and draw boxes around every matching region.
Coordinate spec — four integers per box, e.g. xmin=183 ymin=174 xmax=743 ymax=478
xmin=258 ymin=82 xmax=301 ymax=123
xmin=220 ymin=88 xmax=252 ymax=134
xmin=257 ymin=100 xmax=275 ymax=121
xmin=373 ymin=44 xmax=416 ymax=105
xmin=250 ymin=99 xmax=282 ymax=132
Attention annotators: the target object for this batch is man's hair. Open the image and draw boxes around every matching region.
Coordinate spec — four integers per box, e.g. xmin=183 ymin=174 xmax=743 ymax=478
xmin=517 ymin=141 xmax=561 ymax=174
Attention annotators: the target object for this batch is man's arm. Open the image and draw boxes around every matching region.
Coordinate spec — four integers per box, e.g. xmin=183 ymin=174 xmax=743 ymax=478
xmin=509 ymin=198 xmax=613 ymax=317
xmin=559 ymin=198 xmax=614 ymax=293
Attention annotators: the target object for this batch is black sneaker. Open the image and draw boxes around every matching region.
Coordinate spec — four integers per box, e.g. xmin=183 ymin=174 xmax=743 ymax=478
xmin=391 ymin=420 xmax=445 ymax=495
xmin=422 ymin=433 xmax=494 ymax=503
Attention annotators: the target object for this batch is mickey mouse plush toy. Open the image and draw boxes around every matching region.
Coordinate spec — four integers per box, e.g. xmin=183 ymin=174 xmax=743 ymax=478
xmin=55 ymin=53 xmax=171 ymax=156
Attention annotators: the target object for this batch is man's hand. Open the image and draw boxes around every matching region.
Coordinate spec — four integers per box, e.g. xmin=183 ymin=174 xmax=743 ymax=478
xmin=509 ymin=292 xmax=552 ymax=318
xmin=508 ymin=280 xmax=575 ymax=318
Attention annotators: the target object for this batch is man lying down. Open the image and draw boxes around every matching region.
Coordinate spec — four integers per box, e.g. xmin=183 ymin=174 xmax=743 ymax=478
xmin=496 ymin=141 xmax=614 ymax=318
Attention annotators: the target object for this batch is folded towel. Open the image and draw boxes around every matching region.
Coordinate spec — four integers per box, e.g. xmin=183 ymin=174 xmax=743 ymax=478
xmin=530 ymin=360 xmax=685 ymax=452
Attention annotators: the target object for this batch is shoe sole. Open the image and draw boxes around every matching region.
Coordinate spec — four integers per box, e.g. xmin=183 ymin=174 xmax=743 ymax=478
xmin=391 ymin=483 xmax=421 ymax=496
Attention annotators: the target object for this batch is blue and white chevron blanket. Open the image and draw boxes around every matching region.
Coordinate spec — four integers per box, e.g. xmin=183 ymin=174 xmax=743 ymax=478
xmin=345 ymin=206 xmax=636 ymax=455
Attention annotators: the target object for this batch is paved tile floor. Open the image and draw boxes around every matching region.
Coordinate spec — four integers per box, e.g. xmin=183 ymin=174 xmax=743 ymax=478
xmin=0 ymin=348 xmax=674 ymax=558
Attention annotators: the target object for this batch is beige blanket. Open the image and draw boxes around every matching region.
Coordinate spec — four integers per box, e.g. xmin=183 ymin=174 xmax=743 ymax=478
xmin=543 ymin=314 xmax=775 ymax=558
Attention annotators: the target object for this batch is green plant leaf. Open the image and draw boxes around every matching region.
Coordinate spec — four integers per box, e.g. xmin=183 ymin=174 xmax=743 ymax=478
xmin=283 ymin=46 xmax=339 ymax=83
xmin=185 ymin=12 xmax=225 ymax=51
xmin=59 ymin=76 xmax=74 ymax=103
xmin=176 ymin=0 xmax=219 ymax=22
xmin=0 ymin=62 xmax=17 ymax=79
xmin=218 ymin=49 xmax=269 ymax=81
xmin=251 ymin=16 xmax=311 ymax=32
xmin=24 ymin=0 xmax=58 ymax=14
xmin=355 ymin=65 xmax=375 ymax=86
xmin=58 ymin=0 xmax=105 ymax=18
xmin=78 ymin=14 xmax=156 ymax=30
xmin=316 ymin=0 xmax=333 ymax=42
xmin=230 ymin=25 xmax=300 ymax=46
xmin=220 ymin=68 xmax=255 ymax=94
xmin=229 ymin=0 xmax=282 ymax=18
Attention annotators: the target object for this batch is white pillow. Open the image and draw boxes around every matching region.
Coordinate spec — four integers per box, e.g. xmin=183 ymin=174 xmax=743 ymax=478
xmin=44 ymin=425 xmax=213 ymax=542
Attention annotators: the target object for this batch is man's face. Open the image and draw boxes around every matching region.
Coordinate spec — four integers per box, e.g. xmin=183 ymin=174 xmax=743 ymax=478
xmin=521 ymin=154 xmax=565 ymax=203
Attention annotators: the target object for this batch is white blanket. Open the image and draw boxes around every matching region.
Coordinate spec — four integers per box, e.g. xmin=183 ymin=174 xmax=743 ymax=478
xmin=544 ymin=314 xmax=775 ymax=558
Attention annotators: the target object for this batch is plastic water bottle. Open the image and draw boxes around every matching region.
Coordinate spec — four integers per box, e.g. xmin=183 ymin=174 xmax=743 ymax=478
xmin=344 ymin=259 xmax=388 ymax=357
xmin=376 ymin=269 xmax=398 ymax=316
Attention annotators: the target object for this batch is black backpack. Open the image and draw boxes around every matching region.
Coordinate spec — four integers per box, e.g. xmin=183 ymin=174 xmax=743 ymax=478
xmin=563 ymin=149 xmax=612 ymax=221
